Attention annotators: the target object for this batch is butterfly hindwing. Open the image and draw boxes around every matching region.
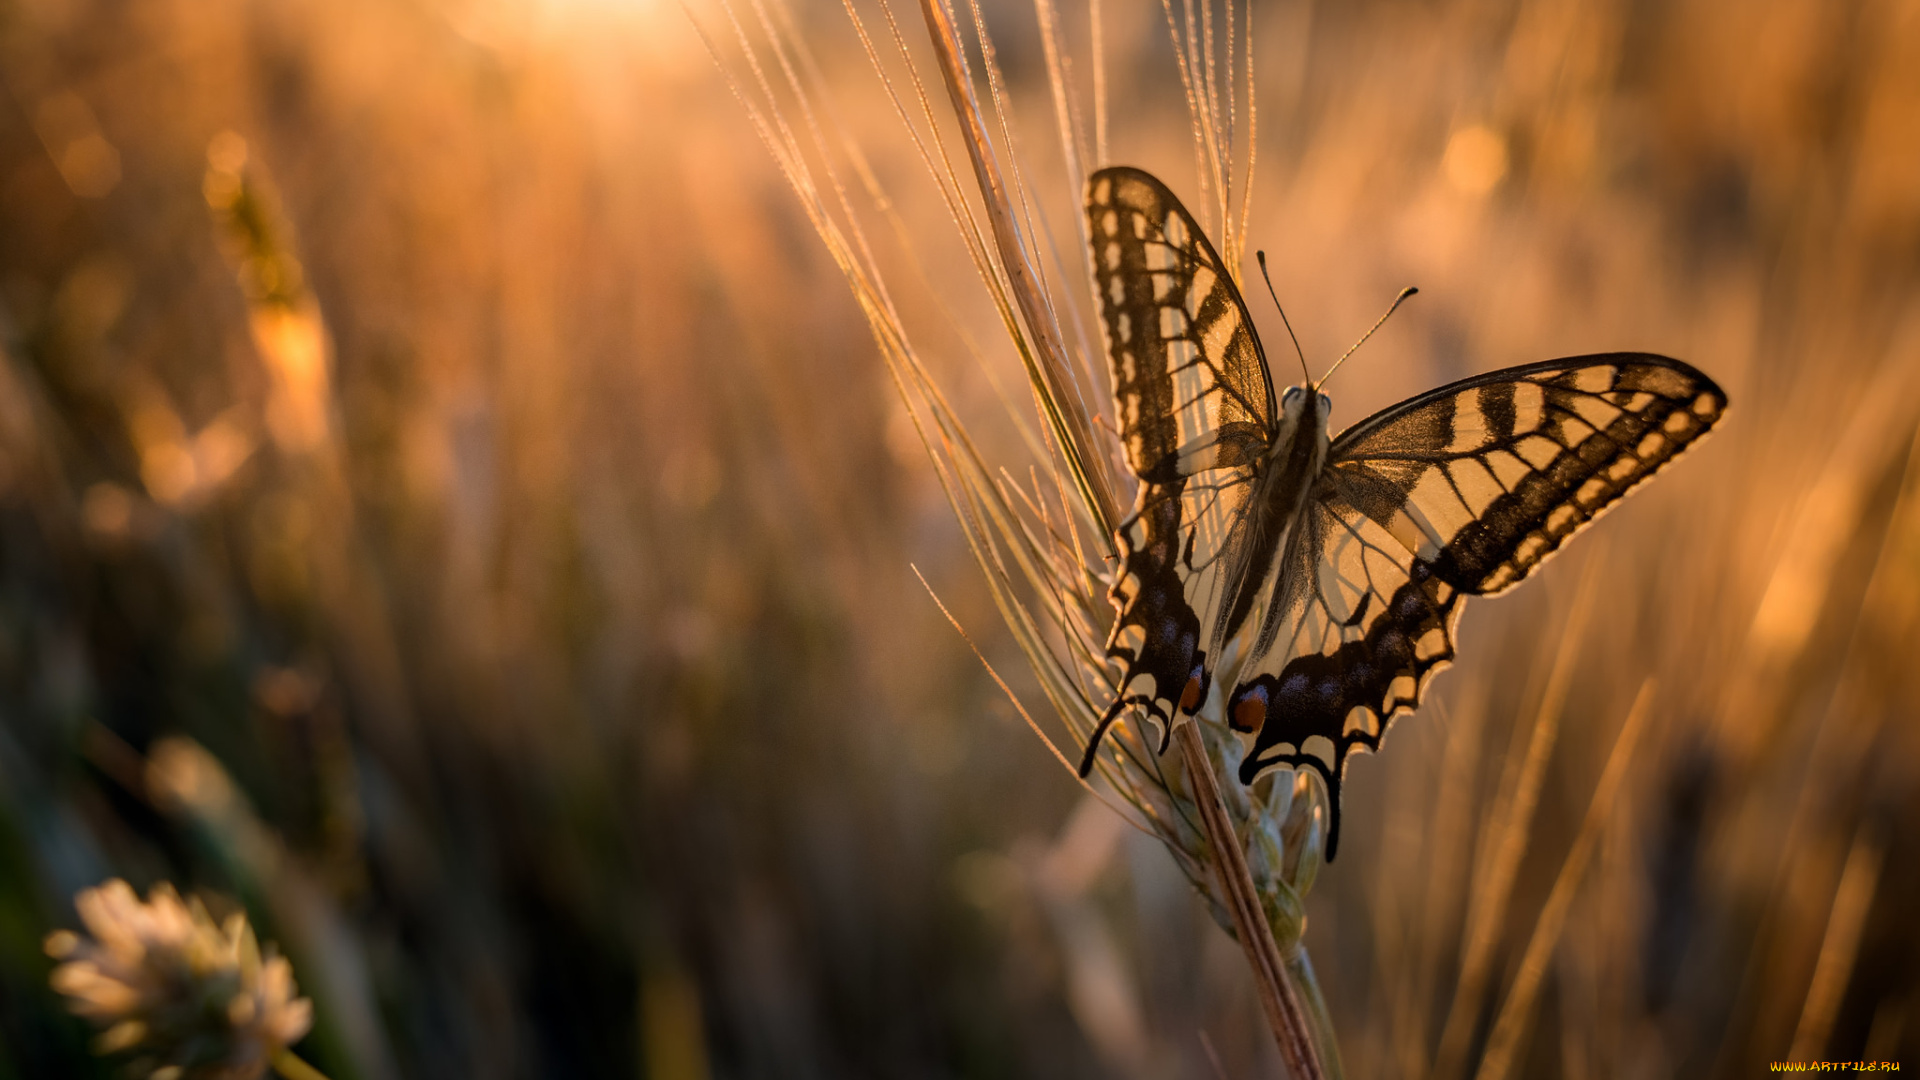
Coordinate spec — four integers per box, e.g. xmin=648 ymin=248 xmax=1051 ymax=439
xmin=1225 ymin=493 xmax=1464 ymax=859
xmin=1228 ymin=356 xmax=1726 ymax=857
xmin=1082 ymin=167 xmax=1274 ymax=764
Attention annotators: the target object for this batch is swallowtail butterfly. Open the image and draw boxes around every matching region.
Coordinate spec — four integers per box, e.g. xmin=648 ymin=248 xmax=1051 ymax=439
xmin=1080 ymin=166 xmax=1726 ymax=859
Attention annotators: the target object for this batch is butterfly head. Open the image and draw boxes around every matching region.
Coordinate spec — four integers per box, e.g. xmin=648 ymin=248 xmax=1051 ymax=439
xmin=1277 ymin=384 xmax=1333 ymax=442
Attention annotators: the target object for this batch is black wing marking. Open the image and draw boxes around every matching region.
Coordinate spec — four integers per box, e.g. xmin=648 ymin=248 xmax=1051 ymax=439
xmin=1227 ymin=355 xmax=1726 ymax=857
xmin=1081 ymin=167 xmax=1277 ymax=770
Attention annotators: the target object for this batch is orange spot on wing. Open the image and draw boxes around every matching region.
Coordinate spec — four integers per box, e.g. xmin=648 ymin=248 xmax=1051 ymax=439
xmin=1232 ymin=695 xmax=1266 ymax=733
xmin=1180 ymin=675 xmax=1203 ymax=712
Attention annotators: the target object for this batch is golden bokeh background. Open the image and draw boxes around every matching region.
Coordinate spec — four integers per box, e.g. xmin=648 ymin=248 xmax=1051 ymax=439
xmin=2 ymin=0 xmax=1917 ymax=1076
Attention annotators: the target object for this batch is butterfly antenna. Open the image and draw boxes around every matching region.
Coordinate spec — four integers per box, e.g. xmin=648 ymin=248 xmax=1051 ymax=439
xmin=1256 ymin=250 xmax=1312 ymax=386
xmin=1315 ymin=286 xmax=1418 ymax=391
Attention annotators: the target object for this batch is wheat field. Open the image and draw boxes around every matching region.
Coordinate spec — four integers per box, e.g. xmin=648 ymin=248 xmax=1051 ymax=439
xmin=1 ymin=0 xmax=1917 ymax=1076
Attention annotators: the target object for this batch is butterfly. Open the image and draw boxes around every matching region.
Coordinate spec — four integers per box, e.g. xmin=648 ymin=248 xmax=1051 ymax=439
xmin=1079 ymin=166 xmax=1726 ymax=859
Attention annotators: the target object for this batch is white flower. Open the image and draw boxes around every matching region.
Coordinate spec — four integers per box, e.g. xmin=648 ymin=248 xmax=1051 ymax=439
xmin=45 ymin=879 xmax=312 ymax=1080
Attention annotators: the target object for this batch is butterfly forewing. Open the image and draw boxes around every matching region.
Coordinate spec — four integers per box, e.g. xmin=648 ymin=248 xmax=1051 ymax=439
xmin=1325 ymin=356 xmax=1728 ymax=594
xmin=1081 ymin=167 xmax=1275 ymax=761
xmin=1228 ymin=355 xmax=1726 ymax=857
xmin=1087 ymin=167 xmax=1274 ymax=481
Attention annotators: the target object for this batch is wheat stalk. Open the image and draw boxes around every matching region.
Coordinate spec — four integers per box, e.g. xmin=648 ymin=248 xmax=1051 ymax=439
xmin=694 ymin=0 xmax=1342 ymax=1070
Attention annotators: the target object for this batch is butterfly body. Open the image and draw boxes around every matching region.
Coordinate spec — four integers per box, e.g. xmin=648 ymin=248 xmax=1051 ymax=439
xmin=1081 ymin=166 xmax=1727 ymax=859
xmin=1212 ymin=387 xmax=1331 ymax=648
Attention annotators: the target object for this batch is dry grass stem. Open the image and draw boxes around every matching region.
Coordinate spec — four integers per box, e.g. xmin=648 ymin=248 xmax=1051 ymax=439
xmin=1177 ymin=722 xmax=1328 ymax=1079
xmin=1435 ymin=561 xmax=1599 ymax=1080
xmin=1472 ymin=679 xmax=1657 ymax=1080
xmin=1789 ymin=822 xmax=1888 ymax=1060
xmin=916 ymin=0 xmax=1121 ymax=535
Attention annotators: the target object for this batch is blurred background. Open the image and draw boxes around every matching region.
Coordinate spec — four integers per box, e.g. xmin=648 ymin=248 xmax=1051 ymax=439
xmin=2 ymin=0 xmax=1917 ymax=1076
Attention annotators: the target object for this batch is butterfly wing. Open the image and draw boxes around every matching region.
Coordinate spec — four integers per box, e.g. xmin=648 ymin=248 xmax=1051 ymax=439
xmin=1081 ymin=167 xmax=1276 ymax=770
xmin=1226 ymin=354 xmax=1727 ymax=857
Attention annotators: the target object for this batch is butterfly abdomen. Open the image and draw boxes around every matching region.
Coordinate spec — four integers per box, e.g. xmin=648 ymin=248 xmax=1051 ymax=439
xmin=1221 ymin=391 xmax=1330 ymax=653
